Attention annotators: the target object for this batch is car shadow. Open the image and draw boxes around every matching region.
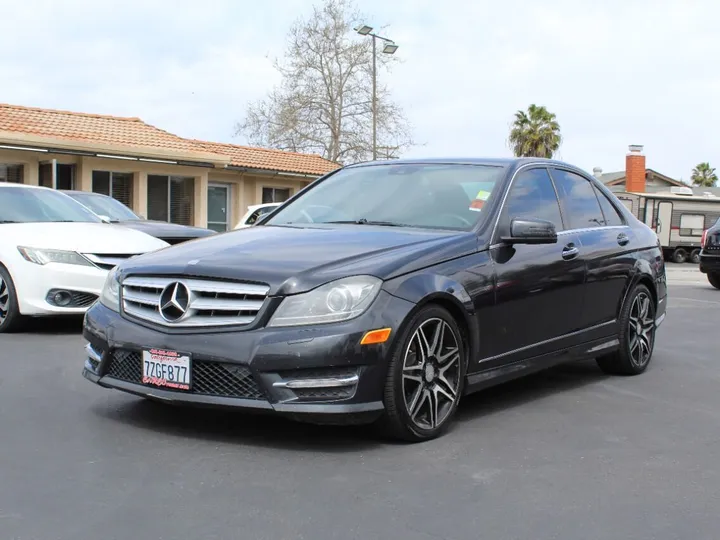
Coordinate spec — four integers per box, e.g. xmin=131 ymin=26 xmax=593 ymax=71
xmin=91 ymin=359 xmax=610 ymax=450
xmin=91 ymin=398 xmax=383 ymax=452
xmin=455 ymin=359 xmax=610 ymax=424
xmin=23 ymin=315 xmax=84 ymax=335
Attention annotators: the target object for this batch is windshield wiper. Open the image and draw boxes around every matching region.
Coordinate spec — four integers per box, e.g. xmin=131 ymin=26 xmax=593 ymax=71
xmin=0 ymin=220 xmax=18 ymax=223
xmin=322 ymin=219 xmax=408 ymax=227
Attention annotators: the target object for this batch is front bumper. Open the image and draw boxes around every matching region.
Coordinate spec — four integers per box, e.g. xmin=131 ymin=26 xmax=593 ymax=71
xmin=82 ymin=290 xmax=416 ymax=424
xmin=13 ymin=260 xmax=108 ymax=316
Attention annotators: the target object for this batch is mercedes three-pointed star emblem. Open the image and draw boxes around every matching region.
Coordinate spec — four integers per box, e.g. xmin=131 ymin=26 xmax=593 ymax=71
xmin=159 ymin=282 xmax=191 ymax=322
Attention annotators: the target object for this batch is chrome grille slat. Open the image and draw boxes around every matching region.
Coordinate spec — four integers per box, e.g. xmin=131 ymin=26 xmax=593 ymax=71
xmin=121 ymin=275 xmax=269 ymax=328
xmin=83 ymin=253 xmax=137 ymax=270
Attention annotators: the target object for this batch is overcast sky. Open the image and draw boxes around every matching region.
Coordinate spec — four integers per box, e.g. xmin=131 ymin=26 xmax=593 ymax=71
xmin=2 ymin=0 xmax=718 ymax=180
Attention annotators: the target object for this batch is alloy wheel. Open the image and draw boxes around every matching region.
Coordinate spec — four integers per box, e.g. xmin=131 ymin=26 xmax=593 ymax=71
xmin=628 ymin=291 xmax=655 ymax=367
xmin=0 ymin=275 xmax=8 ymax=325
xmin=401 ymin=317 xmax=462 ymax=430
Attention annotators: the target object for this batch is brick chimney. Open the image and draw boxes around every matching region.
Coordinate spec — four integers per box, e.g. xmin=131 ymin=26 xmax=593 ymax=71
xmin=625 ymin=144 xmax=646 ymax=193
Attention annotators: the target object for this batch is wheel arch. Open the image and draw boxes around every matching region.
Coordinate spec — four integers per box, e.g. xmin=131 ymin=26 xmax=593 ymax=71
xmin=383 ymin=273 xmax=480 ymax=365
xmin=618 ymin=259 xmax=659 ymax=320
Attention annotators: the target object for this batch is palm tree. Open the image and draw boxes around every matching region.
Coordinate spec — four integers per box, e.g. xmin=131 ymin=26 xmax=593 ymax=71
xmin=691 ymin=162 xmax=718 ymax=187
xmin=508 ymin=104 xmax=562 ymax=158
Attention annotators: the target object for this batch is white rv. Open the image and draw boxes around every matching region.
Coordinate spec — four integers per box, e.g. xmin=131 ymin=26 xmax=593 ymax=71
xmin=614 ymin=186 xmax=720 ymax=263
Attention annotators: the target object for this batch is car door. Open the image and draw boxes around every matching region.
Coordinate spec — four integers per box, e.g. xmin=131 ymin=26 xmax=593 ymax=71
xmin=481 ymin=166 xmax=587 ymax=369
xmin=549 ymin=167 xmax=636 ymax=334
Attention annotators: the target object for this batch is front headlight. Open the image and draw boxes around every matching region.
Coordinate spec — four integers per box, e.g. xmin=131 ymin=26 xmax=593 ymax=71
xmin=268 ymin=276 xmax=382 ymax=327
xmin=99 ymin=267 xmax=120 ymax=312
xmin=17 ymin=246 xmax=93 ymax=267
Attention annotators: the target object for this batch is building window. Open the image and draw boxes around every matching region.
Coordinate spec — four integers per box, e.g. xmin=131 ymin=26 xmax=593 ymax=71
xmin=147 ymin=175 xmax=195 ymax=225
xmin=679 ymin=214 xmax=705 ymax=237
xmin=0 ymin=164 xmax=23 ymax=183
xmin=39 ymin=163 xmax=76 ymax=189
xmin=262 ymin=187 xmax=290 ymax=203
xmin=92 ymin=171 xmax=133 ymax=207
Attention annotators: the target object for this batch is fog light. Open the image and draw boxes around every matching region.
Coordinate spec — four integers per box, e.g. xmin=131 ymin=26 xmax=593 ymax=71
xmin=53 ymin=291 xmax=72 ymax=306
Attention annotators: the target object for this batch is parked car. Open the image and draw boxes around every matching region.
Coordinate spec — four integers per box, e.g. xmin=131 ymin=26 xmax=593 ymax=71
xmin=699 ymin=217 xmax=720 ymax=288
xmin=234 ymin=203 xmax=281 ymax=229
xmin=82 ymin=158 xmax=667 ymax=441
xmin=63 ymin=190 xmax=216 ymax=245
xmin=0 ymin=184 xmax=169 ymax=333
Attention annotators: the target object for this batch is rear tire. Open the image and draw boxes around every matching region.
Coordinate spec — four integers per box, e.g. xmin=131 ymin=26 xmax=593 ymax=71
xmin=0 ymin=265 xmax=26 ymax=334
xmin=597 ymin=284 xmax=656 ymax=376
xmin=377 ymin=305 xmax=466 ymax=442
xmin=672 ymin=248 xmax=688 ymax=264
xmin=708 ymin=272 xmax=720 ymax=290
xmin=690 ymin=249 xmax=701 ymax=264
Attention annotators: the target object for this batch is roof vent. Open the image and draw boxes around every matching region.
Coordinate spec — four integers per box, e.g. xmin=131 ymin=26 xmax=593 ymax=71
xmin=670 ymin=186 xmax=694 ymax=196
xmin=593 ymin=167 xmax=603 ymax=177
xmin=628 ymin=144 xmax=644 ymax=154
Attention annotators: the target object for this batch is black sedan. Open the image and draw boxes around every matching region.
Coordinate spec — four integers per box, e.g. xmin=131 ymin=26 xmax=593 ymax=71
xmin=82 ymin=158 xmax=667 ymax=441
xmin=62 ymin=190 xmax=216 ymax=245
xmin=699 ymin=218 xmax=720 ymax=288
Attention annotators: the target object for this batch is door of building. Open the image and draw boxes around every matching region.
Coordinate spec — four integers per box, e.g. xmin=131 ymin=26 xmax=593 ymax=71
xmin=207 ymin=184 xmax=230 ymax=232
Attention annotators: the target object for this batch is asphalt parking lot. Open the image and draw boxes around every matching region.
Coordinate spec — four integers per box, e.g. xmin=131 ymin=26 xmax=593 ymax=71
xmin=2 ymin=265 xmax=719 ymax=540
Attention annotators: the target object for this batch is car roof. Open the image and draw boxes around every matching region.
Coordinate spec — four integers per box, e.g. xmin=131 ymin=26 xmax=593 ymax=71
xmin=343 ymin=157 xmax=586 ymax=170
xmin=0 ymin=182 xmax=49 ymax=190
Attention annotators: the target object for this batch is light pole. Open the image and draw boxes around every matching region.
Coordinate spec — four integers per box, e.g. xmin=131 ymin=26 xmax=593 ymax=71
xmin=354 ymin=24 xmax=399 ymax=161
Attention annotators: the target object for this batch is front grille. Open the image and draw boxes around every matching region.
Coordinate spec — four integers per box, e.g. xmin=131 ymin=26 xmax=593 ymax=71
xmin=121 ymin=275 xmax=269 ymax=328
xmin=82 ymin=253 xmax=137 ymax=271
xmin=106 ymin=349 xmax=266 ymax=400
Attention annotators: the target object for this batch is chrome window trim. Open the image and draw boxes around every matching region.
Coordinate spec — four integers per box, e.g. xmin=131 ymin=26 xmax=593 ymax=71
xmin=489 ymin=161 xmax=631 ymax=245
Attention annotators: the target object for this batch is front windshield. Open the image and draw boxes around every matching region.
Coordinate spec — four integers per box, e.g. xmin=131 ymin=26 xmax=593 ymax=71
xmin=0 ymin=187 xmax=103 ymax=224
xmin=265 ymin=163 xmax=506 ymax=231
xmin=67 ymin=192 xmax=140 ymax=221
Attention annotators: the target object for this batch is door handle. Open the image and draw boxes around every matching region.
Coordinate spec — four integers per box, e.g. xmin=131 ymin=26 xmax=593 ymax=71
xmin=562 ymin=243 xmax=579 ymax=260
xmin=617 ymin=233 xmax=630 ymax=246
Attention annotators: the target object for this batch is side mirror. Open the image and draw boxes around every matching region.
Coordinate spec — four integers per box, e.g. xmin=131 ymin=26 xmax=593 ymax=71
xmin=502 ymin=217 xmax=557 ymax=245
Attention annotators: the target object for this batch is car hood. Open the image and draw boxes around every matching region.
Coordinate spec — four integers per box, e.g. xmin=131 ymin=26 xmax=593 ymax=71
xmin=117 ymin=220 xmax=216 ymax=239
xmin=3 ymin=222 xmax=170 ymax=254
xmin=118 ymin=224 xmax=478 ymax=295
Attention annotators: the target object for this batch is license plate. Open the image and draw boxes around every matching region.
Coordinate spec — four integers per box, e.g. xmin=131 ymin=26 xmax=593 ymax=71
xmin=142 ymin=348 xmax=191 ymax=391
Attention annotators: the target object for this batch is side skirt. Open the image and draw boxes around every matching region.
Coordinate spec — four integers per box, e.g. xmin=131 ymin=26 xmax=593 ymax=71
xmin=462 ymin=336 xmax=620 ymax=396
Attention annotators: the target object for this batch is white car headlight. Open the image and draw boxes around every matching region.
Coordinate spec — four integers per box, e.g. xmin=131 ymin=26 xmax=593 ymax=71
xmin=99 ymin=267 xmax=120 ymax=312
xmin=268 ymin=276 xmax=382 ymax=327
xmin=17 ymin=246 xmax=93 ymax=267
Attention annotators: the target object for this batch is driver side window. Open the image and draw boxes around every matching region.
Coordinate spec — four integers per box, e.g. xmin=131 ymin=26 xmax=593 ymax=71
xmin=500 ymin=168 xmax=564 ymax=233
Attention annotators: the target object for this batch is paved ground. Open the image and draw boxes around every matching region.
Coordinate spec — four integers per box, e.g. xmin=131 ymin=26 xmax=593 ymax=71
xmin=2 ymin=267 xmax=719 ymax=540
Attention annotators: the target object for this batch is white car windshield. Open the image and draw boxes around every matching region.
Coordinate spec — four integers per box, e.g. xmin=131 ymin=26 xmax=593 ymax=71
xmin=65 ymin=192 xmax=140 ymax=222
xmin=0 ymin=186 xmax=103 ymax=223
xmin=264 ymin=163 xmax=506 ymax=231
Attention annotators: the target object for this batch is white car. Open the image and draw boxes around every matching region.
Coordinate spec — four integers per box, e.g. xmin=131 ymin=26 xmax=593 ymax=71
xmin=234 ymin=203 xmax=281 ymax=229
xmin=0 ymin=183 xmax=169 ymax=332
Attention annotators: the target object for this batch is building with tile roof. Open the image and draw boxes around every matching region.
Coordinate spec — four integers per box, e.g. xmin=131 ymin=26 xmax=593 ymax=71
xmin=0 ymin=103 xmax=340 ymax=230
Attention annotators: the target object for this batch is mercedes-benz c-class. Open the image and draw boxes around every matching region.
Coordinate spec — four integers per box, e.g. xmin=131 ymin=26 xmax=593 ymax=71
xmin=82 ymin=158 xmax=667 ymax=441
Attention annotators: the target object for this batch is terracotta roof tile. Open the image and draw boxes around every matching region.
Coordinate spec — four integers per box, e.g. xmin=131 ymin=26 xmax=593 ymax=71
xmin=0 ymin=103 xmax=215 ymax=158
xmin=191 ymin=140 xmax=340 ymax=176
xmin=0 ymin=103 xmax=341 ymax=176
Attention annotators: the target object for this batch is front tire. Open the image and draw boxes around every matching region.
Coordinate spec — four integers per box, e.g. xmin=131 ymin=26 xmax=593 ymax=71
xmin=597 ymin=284 xmax=656 ymax=375
xmin=708 ymin=272 xmax=720 ymax=290
xmin=0 ymin=266 xmax=25 ymax=334
xmin=378 ymin=305 xmax=466 ymax=442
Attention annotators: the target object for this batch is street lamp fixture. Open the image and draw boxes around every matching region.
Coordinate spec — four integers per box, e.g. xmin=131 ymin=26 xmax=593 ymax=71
xmin=354 ymin=23 xmax=399 ymax=160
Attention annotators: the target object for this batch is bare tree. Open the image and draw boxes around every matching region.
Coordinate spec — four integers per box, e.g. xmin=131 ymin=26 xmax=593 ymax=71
xmin=235 ymin=0 xmax=414 ymax=165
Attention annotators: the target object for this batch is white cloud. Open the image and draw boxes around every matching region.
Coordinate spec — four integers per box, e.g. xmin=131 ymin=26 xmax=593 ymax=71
xmin=1 ymin=0 xmax=718 ymax=179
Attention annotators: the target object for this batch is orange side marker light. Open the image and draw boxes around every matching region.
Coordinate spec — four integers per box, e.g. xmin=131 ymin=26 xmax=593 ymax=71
xmin=360 ymin=328 xmax=392 ymax=345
